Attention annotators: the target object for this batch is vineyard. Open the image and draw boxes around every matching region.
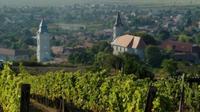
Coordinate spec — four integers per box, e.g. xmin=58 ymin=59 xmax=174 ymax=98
xmin=0 ymin=64 xmax=200 ymax=112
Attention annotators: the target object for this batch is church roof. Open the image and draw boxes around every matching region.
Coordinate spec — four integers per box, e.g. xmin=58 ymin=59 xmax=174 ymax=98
xmin=39 ymin=19 xmax=48 ymax=33
xmin=111 ymin=34 xmax=146 ymax=49
xmin=114 ymin=12 xmax=123 ymax=27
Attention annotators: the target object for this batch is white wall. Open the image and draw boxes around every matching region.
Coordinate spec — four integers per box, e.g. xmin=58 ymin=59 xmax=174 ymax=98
xmin=112 ymin=45 xmax=144 ymax=60
xmin=37 ymin=32 xmax=51 ymax=62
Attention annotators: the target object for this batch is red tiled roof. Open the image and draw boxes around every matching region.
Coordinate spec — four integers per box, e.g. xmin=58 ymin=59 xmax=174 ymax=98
xmin=112 ymin=34 xmax=146 ymax=49
xmin=51 ymin=46 xmax=64 ymax=55
xmin=0 ymin=48 xmax=15 ymax=56
xmin=161 ymin=40 xmax=193 ymax=53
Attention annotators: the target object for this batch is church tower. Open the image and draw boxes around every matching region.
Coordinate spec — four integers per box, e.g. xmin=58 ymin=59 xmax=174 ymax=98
xmin=36 ymin=19 xmax=51 ymax=62
xmin=113 ymin=12 xmax=124 ymax=41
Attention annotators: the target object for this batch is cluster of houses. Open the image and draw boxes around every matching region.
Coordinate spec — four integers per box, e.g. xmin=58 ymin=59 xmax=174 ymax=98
xmin=111 ymin=12 xmax=200 ymax=63
xmin=0 ymin=12 xmax=200 ymax=64
xmin=0 ymin=19 xmax=51 ymax=63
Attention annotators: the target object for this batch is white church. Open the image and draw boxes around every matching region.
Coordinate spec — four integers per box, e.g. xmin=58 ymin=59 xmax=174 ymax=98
xmin=111 ymin=12 xmax=146 ymax=59
xmin=34 ymin=19 xmax=51 ymax=62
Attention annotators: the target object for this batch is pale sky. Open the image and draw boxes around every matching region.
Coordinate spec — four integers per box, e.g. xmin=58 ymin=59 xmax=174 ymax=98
xmin=0 ymin=0 xmax=199 ymax=7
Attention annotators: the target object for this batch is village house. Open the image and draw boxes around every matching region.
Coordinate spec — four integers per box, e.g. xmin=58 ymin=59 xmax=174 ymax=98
xmin=0 ymin=48 xmax=31 ymax=61
xmin=111 ymin=12 xmax=146 ymax=60
xmin=0 ymin=48 xmax=15 ymax=60
xmin=51 ymin=46 xmax=64 ymax=57
xmin=111 ymin=34 xmax=146 ymax=59
xmin=160 ymin=39 xmax=193 ymax=53
xmin=160 ymin=39 xmax=200 ymax=63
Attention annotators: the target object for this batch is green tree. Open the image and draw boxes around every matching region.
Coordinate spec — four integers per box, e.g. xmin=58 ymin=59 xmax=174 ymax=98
xmin=120 ymin=53 xmax=153 ymax=79
xmin=68 ymin=49 xmax=94 ymax=65
xmin=94 ymin=52 xmax=114 ymax=70
xmin=68 ymin=41 xmax=113 ymax=66
xmin=161 ymin=59 xmax=177 ymax=76
xmin=145 ymin=45 xmax=163 ymax=67
xmin=93 ymin=52 xmax=124 ymax=72
xmin=91 ymin=41 xmax=113 ymax=54
xmin=194 ymin=33 xmax=200 ymax=44
xmin=134 ymin=32 xmax=157 ymax=45
xmin=177 ymin=34 xmax=191 ymax=43
xmin=157 ymin=30 xmax=170 ymax=41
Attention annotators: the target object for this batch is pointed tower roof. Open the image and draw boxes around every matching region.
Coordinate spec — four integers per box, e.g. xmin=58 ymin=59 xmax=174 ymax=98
xmin=39 ymin=19 xmax=48 ymax=33
xmin=114 ymin=12 xmax=123 ymax=27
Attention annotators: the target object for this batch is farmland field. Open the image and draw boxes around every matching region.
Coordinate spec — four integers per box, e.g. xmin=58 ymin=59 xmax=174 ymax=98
xmin=49 ymin=23 xmax=86 ymax=31
xmin=49 ymin=23 xmax=104 ymax=32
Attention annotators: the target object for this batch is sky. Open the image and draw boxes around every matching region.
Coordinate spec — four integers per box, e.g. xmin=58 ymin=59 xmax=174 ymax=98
xmin=0 ymin=0 xmax=199 ymax=7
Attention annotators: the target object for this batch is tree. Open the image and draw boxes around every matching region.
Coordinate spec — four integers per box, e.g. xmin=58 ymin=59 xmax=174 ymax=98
xmin=157 ymin=29 xmax=170 ymax=41
xmin=145 ymin=45 xmax=163 ymax=67
xmin=177 ymin=34 xmax=191 ymax=43
xmin=93 ymin=52 xmax=124 ymax=71
xmin=185 ymin=17 xmax=192 ymax=27
xmin=68 ymin=49 xmax=94 ymax=65
xmin=161 ymin=59 xmax=177 ymax=76
xmin=91 ymin=41 xmax=113 ymax=54
xmin=24 ymin=37 xmax=35 ymax=46
xmin=194 ymin=33 xmax=200 ymax=44
xmin=68 ymin=41 xmax=113 ymax=66
xmin=134 ymin=32 xmax=157 ymax=45
xmin=120 ymin=53 xmax=140 ymax=74
xmin=94 ymin=52 xmax=115 ymax=70
xmin=119 ymin=53 xmax=153 ymax=79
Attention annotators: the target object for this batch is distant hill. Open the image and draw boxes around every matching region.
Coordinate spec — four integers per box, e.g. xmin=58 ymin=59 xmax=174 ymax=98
xmin=0 ymin=0 xmax=200 ymax=7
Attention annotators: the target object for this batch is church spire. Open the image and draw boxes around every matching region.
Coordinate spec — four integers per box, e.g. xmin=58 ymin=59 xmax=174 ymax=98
xmin=112 ymin=12 xmax=124 ymax=41
xmin=36 ymin=18 xmax=51 ymax=62
xmin=114 ymin=12 xmax=123 ymax=27
xmin=39 ymin=18 xmax=48 ymax=33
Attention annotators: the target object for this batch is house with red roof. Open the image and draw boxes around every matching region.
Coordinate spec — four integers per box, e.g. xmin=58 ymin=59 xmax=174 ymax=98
xmin=111 ymin=34 xmax=146 ymax=59
xmin=160 ymin=39 xmax=200 ymax=63
xmin=0 ymin=48 xmax=31 ymax=61
xmin=0 ymin=48 xmax=15 ymax=60
xmin=160 ymin=39 xmax=193 ymax=53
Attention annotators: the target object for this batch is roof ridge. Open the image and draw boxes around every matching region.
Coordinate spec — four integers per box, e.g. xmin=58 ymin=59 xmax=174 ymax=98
xmin=127 ymin=37 xmax=134 ymax=48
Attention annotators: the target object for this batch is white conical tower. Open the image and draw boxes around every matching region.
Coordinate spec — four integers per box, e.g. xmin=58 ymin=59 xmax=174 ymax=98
xmin=36 ymin=19 xmax=51 ymax=62
xmin=113 ymin=12 xmax=124 ymax=41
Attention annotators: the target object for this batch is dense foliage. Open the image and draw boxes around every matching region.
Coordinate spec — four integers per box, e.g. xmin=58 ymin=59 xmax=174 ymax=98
xmin=0 ymin=65 xmax=200 ymax=112
xmin=68 ymin=41 xmax=113 ymax=65
xmin=145 ymin=45 xmax=163 ymax=67
xmin=0 ymin=64 xmax=21 ymax=112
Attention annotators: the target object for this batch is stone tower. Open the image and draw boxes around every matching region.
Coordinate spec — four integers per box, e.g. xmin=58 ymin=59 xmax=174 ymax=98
xmin=113 ymin=12 xmax=124 ymax=41
xmin=36 ymin=19 xmax=51 ymax=62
